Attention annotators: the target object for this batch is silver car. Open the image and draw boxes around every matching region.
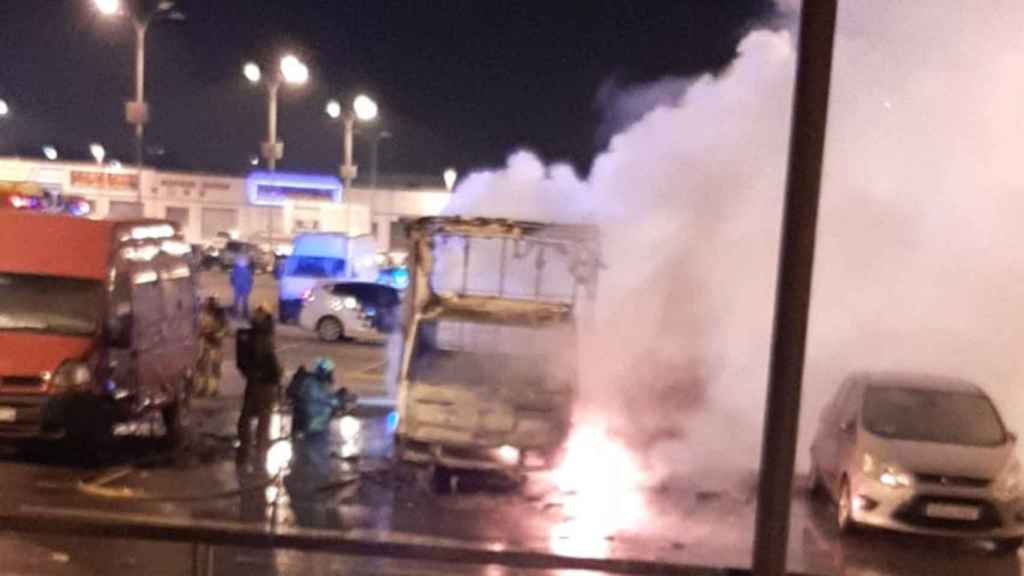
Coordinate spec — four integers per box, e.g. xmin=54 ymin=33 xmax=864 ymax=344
xmin=298 ymin=281 xmax=400 ymax=343
xmin=810 ymin=372 xmax=1024 ymax=552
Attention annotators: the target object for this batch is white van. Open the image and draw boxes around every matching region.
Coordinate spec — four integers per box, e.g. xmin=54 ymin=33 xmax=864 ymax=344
xmin=278 ymin=233 xmax=378 ymax=322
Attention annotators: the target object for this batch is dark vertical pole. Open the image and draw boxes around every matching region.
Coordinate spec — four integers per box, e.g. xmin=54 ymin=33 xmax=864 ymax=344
xmin=751 ymin=2 xmax=837 ymax=575
xmin=371 ymin=136 xmax=380 ymax=189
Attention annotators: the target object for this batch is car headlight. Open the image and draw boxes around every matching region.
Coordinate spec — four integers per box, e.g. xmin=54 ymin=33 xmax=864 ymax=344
xmin=52 ymin=361 xmax=92 ymax=392
xmin=863 ymin=453 xmax=912 ymax=488
xmin=995 ymin=460 xmax=1023 ymax=500
xmin=492 ymin=445 xmax=521 ymax=466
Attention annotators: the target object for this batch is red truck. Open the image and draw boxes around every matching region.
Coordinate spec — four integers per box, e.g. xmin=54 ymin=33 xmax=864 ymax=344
xmin=0 ymin=212 xmax=197 ymax=451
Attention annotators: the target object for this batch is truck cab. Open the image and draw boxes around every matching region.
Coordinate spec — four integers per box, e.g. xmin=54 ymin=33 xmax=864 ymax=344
xmin=0 ymin=213 xmax=197 ymax=448
xmin=393 ymin=217 xmax=601 ymax=474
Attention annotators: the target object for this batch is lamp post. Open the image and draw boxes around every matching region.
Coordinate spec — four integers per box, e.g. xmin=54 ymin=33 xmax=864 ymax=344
xmin=244 ymin=55 xmax=309 ymax=244
xmin=326 ymin=94 xmax=378 ymax=190
xmin=93 ymin=0 xmax=184 ymax=207
xmin=245 ymin=55 xmax=309 ymax=171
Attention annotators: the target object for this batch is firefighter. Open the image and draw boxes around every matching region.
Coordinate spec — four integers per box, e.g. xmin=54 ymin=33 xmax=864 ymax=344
xmin=236 ymin=307 xmax=282 ymax=465
xmin=195 ymin=297 xmax=228 ymax=397
xmin=287 ymin=358 xmax=350 ymax=438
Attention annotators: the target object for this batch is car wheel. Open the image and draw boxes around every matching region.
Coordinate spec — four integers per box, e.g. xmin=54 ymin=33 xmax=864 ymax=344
xmin=161 ymin=384 xmax=192 ymax=452
xmin=837 ymin=476 xmax=858 ymax=534
xmin=431 ymin=465 xmax=455 ymax=494
xmin=994 ymin=537 xmax=1024 ymax=555
xmin=317 ymin=317 xmax=344 ymax=342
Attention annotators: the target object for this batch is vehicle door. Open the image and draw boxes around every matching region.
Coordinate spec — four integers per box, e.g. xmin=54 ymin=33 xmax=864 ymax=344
xmin=365 ymin=284 xmax=400 ymax=333
xmin=813 ymin=379 xmax=853 ymax=491
xmin=131 ymin=268 xmax=166 ymax=410
xmin=834 ymin=381 xmax=864 ymax=483
xmin=330 ymin=284 xmax=368 ymax=339
xmin=160 ymin=267 xmax=197 ymax=400
xmin=105 ymin=269 xmax=137 ymax=401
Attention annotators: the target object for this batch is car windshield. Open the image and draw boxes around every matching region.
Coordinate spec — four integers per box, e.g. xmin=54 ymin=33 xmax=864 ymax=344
xmin=862 ymin=385 xmax=1007 ymax=446
xmin=409 ymin=318 xmax=575 ymax=390
xmin=285 ymin=256 xmax=346 ymax=278
xmin=0 ymin=272 xmax=103 ymax=337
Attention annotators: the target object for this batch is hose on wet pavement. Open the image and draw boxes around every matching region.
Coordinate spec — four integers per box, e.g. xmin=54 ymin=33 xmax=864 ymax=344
xmin=75 ymin=433 xmax=289 ymax=503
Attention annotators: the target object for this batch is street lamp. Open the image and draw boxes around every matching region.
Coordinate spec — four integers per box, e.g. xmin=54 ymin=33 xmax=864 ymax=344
xmin=42 ymin=146 xmax=58 ymax=161
xmin=353 ymin=94 xmax=378 ymax=122
xmin=245 ymin=55 xmax=309 ymax=171
xmin=444 ymin=167 xmax=458 ymax=191
xmin=326 ymin=94 xmax=379 ymax=189
xmin=92 ymin=0 xmax=184 ymax=201
xmin=0 ymin=99 xmax=8 ymax=118
xmin=243 ymin=62 xmax=261 ymax=84
xmin=92 ymin=0 xmax=184 ymax=166
xmin=90 ymin=143 xmax=106 ymax=164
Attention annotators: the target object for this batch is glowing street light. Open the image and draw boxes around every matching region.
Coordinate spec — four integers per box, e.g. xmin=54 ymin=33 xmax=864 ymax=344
xmin=444 ymin=167 xmax=458 ymax=191
xmin=42 ymin=146 xmax=58 ymax=161
xmin=279 ymin=54 xmax=309 ymax=85
xmin=243 ymin=61 xmax=261 ymax=84
xmin=94 ymin=0 xmax=119 ymax=16
xmin=353 ymin=94 xmax=378 ymax=122
xmin=245 ymin=54 xmax=311 ymax=171
xmin=325 ymin=99 xmax=342 ymax=120
xmin=326 ymin=94 xmax=382 ymax=188
xmin=89 ymin=143 xmax=106 ymax=164
xmin=0 ymin=99 xmax=8 ymax=118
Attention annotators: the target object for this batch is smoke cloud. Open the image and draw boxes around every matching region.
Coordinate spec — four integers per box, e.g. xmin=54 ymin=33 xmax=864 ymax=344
xmin=443 ymin=0 xmax=1024 ymax=487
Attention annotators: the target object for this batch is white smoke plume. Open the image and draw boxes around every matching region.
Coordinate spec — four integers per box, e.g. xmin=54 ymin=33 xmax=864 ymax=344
xmin=443 ymin=0 xmax=1024 ymax=487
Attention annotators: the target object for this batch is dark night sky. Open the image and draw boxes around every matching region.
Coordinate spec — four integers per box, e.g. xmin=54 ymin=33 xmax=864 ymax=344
xmin=0 ymin=0 xmax=774 ymax=179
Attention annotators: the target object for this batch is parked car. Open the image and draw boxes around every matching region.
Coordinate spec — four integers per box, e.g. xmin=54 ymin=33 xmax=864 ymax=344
xmin=278 ymin=233 xmax=378 ymax=323
xmin=0 ymin=213 xmax=196 ymax=450
xmin=810 ymin=372 xmax=1024 ymax=553
xmin=299 ymin=281 xmax=400 ymax=343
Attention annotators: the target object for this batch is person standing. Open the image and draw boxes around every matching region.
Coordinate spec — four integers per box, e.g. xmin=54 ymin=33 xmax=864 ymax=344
xmin=196 ymin=297 xmax=228 ymax=397
xmin=236 ymin=307 xmax=282 ymax=465
xmin=230 ymin=255 xmax=254 ymax=319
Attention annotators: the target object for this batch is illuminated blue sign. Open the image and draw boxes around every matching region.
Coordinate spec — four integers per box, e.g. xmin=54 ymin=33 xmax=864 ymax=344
xmin=246 ymin=171 xmax=343 ymax=206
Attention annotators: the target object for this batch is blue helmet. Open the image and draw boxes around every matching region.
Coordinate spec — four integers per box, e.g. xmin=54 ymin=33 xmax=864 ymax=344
xmin=314 ymin=357 xmax=336 ymax=377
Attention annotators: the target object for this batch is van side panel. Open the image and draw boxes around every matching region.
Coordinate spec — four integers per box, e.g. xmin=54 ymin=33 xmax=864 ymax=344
xmin=0 ymin=212 xmax=114 ymax=280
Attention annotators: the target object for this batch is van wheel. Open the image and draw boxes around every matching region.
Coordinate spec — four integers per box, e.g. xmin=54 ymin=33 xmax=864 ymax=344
xmin=162 ymin=379 xmax=193 ymax=451
xmin=317 ymin=317 xmax=344 ymax=342
xmin=65 ymin=399 xmax=115 ymax=466
xmin=431 ymin=466 xmax=455 ymax=494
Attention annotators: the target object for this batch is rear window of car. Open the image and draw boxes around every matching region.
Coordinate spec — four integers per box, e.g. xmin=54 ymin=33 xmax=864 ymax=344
xmin=333 ymin=283 xmax=399 ymax=307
